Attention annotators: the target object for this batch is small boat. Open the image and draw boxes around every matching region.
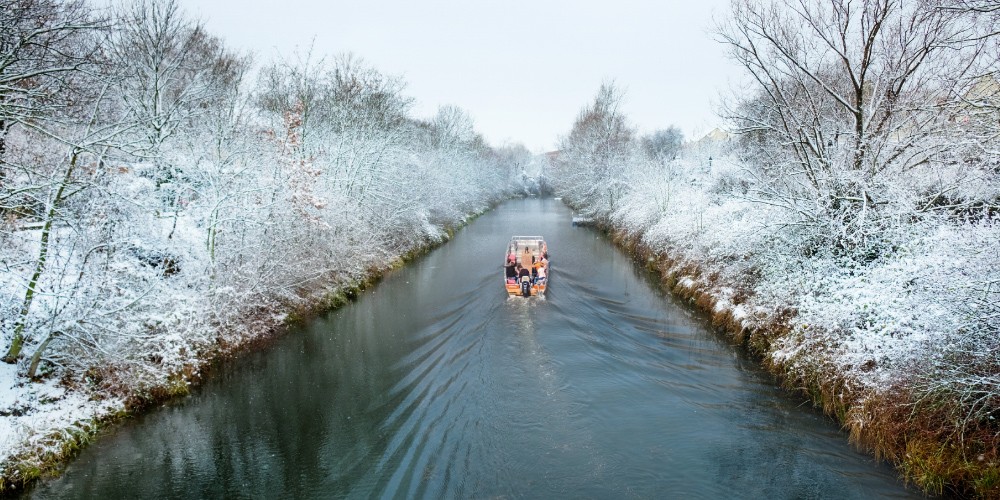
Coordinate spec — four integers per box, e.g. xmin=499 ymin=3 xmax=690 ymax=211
xmin=503 ymin=235 xmax=548 ymax=297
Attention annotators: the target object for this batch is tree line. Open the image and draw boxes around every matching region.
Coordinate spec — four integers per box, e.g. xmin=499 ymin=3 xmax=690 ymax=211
xmin=550 ymin=0 xmax=999 ymax=495
xmin=0 ymin=0 xmax=524 ymax=384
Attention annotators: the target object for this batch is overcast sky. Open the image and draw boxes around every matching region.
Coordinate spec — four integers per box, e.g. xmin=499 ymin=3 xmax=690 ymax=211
xmin=177 ymin=0 xmax=740 ymax=152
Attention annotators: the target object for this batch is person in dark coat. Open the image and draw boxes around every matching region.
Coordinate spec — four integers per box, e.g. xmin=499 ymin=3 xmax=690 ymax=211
xmin=517 ymin=264 xmax=531 ymax=281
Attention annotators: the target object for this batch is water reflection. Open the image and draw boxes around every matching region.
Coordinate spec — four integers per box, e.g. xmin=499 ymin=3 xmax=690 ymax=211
xmin=30 ymin=198 xmax=918 ymax=499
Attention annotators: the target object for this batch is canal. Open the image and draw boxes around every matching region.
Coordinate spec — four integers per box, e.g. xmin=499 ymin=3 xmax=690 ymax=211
xmin=29 ymin=198 xmax=917 ymax=498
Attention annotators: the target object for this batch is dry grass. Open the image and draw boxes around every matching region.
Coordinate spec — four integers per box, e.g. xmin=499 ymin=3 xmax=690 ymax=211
xmin=606 ymin=225 xmax=1000 ymax=499
xmin=0 ymin=212 xmax=470 ymax=496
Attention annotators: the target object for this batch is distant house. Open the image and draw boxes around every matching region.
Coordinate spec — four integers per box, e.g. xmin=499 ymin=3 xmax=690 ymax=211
xmin=697 ymin=127 xmax=730 ymax=143
xmin=687 ymin=127 xmax=730 ymax=160
xmin=951 ymin=73 xmax=1000 ymax=124
xmin=963 ymin=74 xmax=1000 ymax=104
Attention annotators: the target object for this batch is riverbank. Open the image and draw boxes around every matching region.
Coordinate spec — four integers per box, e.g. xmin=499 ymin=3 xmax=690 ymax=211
xmin=616 ymin=225 xmax=996 ymax=495
xmin=564 ymin=145 xmax=1000 ymax=498
xmin=22 ymin=196 xmax=917 ymax=498
xmin=569 ymin=191 xmax=999 ymax=498
xmin=0 ymin=203 xmax=499 ymax=496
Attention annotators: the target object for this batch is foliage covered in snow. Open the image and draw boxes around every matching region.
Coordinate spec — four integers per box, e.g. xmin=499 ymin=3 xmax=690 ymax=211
xmin=550 ymin=1 xmax=1000 ymax=492
xmin=0 ymin=0 xmax=526 ymax=487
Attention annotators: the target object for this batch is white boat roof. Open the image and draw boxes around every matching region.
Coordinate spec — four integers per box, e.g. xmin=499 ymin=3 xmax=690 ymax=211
xmin=508 ymin=237 xmax=545 ymax=255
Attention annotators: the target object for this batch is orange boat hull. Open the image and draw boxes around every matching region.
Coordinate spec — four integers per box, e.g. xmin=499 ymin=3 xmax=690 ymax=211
xmin=505 ymin=281 xmax=546 ymax=297
xmin=504 ymin=235 xmax=548 ymax=298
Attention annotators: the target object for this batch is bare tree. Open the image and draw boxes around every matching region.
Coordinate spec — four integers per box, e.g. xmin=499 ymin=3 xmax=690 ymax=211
xmin=173 ymin=47 xmax=252 ymax=276
xmin=0 ymin=1 xmax=111 ymax=364
xmin=0 ymin=0 xmax=102 ymax=180
xmin=937 ymin=0 xmax=1000 ymax=14
xmin=430 ymin=105 xmax=477 ymax=145
xmin=2 ymin=82 xmax=129 ymax=364
xmin=641 ymin=126 xmax=684 ymax=162
xmin=106 ymin=0 xmax=241 ymax=192
xmin=716 ymin=0 xmax=988 ymax=253
xmin=552 ymin=82 xmax=636 ymax=215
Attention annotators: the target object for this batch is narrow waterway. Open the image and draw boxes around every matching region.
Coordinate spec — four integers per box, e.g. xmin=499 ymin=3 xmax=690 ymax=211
xmin=29 ymin=198 xmax=917 ymax=498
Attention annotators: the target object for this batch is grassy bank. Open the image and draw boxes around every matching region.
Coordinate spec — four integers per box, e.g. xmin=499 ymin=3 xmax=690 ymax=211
xmin=602 ymin=223 xmax=999 ymax=498
xmin=0 ymin=208 xmax=490 ymax=497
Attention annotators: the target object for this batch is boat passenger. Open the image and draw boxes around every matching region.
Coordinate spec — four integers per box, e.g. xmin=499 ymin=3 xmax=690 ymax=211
xmin=505 ymin=261 xmax=517 ymax=283
xmin=517 ymin=264 xmax=531 ymax=281
xmin=533 ymin=258 xmax=545 ymax=279
xmin=535 ymin=263 xmax=547 ymax=284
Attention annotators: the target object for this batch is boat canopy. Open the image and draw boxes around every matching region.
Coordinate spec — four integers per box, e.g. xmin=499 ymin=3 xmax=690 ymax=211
xmin=508 ymin=236 xmax=545 ymax=253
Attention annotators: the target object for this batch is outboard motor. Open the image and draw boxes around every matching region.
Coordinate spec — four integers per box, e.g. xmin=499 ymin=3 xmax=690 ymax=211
xmin=520 ymin=276 xmax=532 ymax=297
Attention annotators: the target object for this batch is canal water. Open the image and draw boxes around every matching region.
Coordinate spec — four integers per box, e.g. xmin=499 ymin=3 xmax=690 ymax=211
xmin=29 ymin=198 xmax=918 ymax=498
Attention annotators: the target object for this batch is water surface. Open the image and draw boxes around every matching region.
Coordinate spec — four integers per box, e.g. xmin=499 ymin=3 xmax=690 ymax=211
xmin=30 ymin=198 xmax=918 ymax=498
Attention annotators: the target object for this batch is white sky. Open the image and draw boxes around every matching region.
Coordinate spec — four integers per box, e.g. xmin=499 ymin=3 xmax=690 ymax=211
xmin=178 ymin=0 xmax=739 ymax=152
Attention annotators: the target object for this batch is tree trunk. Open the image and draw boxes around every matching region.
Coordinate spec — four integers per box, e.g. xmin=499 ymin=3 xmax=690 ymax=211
xmin=3 ymin=151 xmax=79 ymax=363
xmin=0 ymin=118 xmax=8 ymax=184
xmin=27 ymin=330 xmax=59 ymax=378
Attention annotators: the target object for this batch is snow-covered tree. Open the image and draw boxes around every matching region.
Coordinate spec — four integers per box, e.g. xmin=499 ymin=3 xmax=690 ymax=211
xmin=1 ymin=1 xmax=110 ymax=364
xmin=551 ymin=82 xmax=637 ymax=217
xmin=0 ymin=0 xmax=101 ymax=168
xmin=716 ymin=0 xmax=993 ymax=257
xmin=0 ymin=0 xmax=524 ymax=404
xmin=641 ymin=127 xmax=683 ymax=162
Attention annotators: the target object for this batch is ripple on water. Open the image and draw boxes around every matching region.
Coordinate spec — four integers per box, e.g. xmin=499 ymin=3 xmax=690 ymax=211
xmin=27 ymin=198 xmax=920 ymax=499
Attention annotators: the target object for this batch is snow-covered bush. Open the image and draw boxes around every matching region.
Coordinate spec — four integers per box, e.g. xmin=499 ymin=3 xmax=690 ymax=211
xmin=549 ymin=82 xmax=637 ymax=218
xmin=0 ymin=0 xmax=522 ymax=391
xmin=549 ymin=1 xmax=1000 ymax=494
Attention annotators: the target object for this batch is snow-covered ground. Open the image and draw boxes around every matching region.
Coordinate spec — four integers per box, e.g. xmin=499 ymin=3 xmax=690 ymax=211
xmin=607 ymin=152 xmax=1000 ymax=399
xmin=0 ymin=362 xmax=123 ymax=483
xmin=0 ymin=82 xmax=531 ymax=493
xmin=552 ymin=135 xmax=999 ymax=494
xmin=0 ymin=165 xmax=515 ymax=490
